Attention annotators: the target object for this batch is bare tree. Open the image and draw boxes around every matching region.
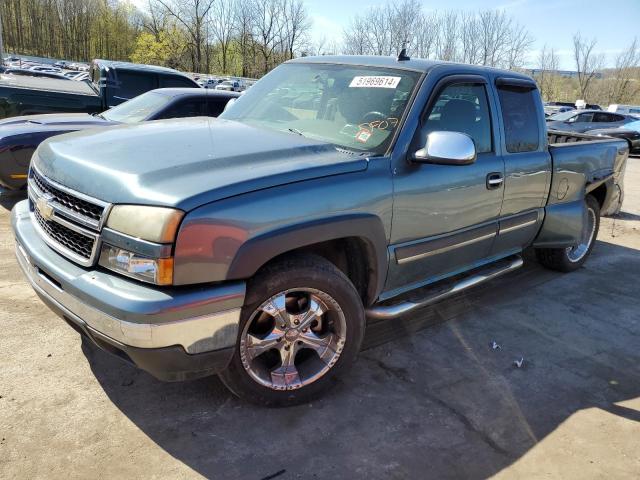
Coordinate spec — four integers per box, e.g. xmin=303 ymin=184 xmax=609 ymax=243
xmin=506 ymin=23 xmax=534 ymax=69
xmin=341 ymin=6 xmax=533 ymax=69
xmin=606 ymin=38 xmax=640 ymax=104
xmin=573 ymin=32 xmax=604 ymax=101
xmin=210 ymin=0 xmax=236 ymax=73
xmin=343 ymin=15 xmax=369 ymax=55
xmin=435 ymin=11 xmax=459 ymax=62
xmin=281 ymin=0 xmax=310 ymax=61
xmin=252 ymin=0 xmax=284 ymax=75
xmin=536 ymin=44 xmax=559 ymax=101
xmin=460 ymin=12 xmax=481 ymax=65
xmin=153 ymin=0 xmax=215 ymax=72
xmin=413 ymin=12 xmax=438 ymax=59
xmin=233 ymin=0 xmax=256 ymax=77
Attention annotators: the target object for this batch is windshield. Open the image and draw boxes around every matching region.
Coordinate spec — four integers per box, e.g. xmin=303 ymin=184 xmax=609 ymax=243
xmin=548 ymin=111 xmax=577 ymax=121
xmin=220 ymin=63 xmax=421 ymax=155
xmin=102 ymin=91 xmax=172 ymax=123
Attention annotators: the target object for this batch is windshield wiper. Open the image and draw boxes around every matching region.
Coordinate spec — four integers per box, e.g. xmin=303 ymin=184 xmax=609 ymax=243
xmin=287 ymin=127 xmax=305 ymax=137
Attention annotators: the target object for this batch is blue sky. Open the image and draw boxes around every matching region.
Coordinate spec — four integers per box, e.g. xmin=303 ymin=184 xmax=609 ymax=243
xmin=306 ymin=0 xmax=639 ymax=68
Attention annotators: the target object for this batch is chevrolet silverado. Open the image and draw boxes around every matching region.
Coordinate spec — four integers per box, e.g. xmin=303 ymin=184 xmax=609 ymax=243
xmin=11 ymin=56 xmax=628 ymax=406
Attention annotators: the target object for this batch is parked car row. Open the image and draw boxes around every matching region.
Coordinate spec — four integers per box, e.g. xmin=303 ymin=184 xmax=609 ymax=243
xmin=6 ymin=55 xmax=630 ymax=407
xmin=2 ymin=57 xmax=91 ymax=83
xmin=196 ymin=76 xmax=251 ymax=92
xmin=546 ymin=109 xmax=640 ymax=153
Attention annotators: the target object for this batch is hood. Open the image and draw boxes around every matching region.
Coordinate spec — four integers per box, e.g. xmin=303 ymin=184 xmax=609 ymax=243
xmin=34 ymin=118 xmax=368 ymax=211
xmin=0 ymin=113 xmax=113 ymax=136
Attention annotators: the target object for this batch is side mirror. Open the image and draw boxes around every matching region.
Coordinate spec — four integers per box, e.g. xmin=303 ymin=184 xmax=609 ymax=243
xmin=412 ymin=131 xmax=477 ymax=165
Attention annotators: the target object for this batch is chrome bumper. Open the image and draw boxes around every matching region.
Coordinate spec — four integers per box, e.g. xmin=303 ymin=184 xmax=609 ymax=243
xmin=12 ymin=200 xmax=245 ymax=354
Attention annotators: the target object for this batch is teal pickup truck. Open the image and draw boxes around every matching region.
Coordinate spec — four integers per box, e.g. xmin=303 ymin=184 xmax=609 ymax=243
xmin=11 ymin=56 xmax=628 ymax=406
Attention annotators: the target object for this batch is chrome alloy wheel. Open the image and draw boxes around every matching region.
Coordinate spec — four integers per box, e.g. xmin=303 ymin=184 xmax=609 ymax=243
xmin=240 ymin=288 xmax=347 ymax=391
xmin=566 ymin=205 xmax=597 ymax=263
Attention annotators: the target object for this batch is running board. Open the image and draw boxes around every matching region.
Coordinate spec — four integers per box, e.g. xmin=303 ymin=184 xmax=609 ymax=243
xmin=365 ymin=255 xmax=524 ymax=320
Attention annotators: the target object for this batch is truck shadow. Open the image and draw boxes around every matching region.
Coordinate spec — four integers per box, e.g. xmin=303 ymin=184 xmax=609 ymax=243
xmin=83 ymin=241 xmax=640 ymax=479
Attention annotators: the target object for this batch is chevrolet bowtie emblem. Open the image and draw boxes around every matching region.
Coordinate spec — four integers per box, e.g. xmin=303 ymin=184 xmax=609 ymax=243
xmin=36 ymin=195 xmax=55 ymax=221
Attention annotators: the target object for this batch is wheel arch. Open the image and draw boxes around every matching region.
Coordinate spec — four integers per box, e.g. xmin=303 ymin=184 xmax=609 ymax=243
xmin=226 ymin=214 xmax=388 ymax=306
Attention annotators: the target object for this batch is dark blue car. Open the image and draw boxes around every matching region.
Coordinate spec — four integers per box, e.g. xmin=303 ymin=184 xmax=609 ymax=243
xmin=0 ymin=88 xmax=239 ymax=190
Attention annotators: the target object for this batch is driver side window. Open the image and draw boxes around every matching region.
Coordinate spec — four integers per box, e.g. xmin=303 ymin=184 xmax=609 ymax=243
xmin=420 ymin=83 xmax=493 ymax=153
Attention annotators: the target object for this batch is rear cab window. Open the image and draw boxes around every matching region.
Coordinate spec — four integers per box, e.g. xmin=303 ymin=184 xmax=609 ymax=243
xmin=497 ymin=84 xmax=540 ymax=153
xmin=159 ymin=75 xmax=198 ymax=88
xmin=106 ymin=70 xmax=158 ymax=106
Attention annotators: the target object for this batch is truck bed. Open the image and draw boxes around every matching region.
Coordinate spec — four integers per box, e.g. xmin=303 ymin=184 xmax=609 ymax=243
xmin=547 ymin=129 xmax=628 ymax=215
xmin=0 ymin=74 xmax=98 ymax=96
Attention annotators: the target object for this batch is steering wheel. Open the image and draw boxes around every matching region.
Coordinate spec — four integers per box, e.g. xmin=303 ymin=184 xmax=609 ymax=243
xmin=361 ymin=111 xmax=386 ymax=123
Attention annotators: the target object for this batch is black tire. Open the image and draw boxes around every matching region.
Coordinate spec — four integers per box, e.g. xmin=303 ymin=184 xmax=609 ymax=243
xmin=536 ymin=195 xmax=600 ymax=272
xmin=218 ymin=254 xmax=365 ymax=407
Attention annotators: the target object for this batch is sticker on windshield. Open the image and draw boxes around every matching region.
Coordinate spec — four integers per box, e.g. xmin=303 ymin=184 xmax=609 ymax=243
xmin=355 ymin=128 xmax=372 ymax=143
xmin=349 ymin=76 xmax=401 ymax=89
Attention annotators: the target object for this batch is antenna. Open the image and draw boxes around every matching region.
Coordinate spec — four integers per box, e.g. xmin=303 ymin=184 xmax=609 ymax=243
xmin=397 ymin=40 xmax=410 ymax=62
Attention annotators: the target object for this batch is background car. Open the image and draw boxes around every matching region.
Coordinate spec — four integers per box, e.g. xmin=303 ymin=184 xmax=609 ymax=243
xmin=546 ymin=109 xmax=635 ymax=133
xmin=216 ymin=79 xmax=242 ymax=92
xmin=544 ymin=105 xmax=574 ymax=117
xmin=607 ymin=104 xmax=640 ymax=117
xmin=0 ymin=88 xmax=239 ymax=190
xmin=588 ymin=119 xmax=640 ymax=154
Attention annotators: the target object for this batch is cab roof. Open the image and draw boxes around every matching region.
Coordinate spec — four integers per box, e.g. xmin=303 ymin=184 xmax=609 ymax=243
xmin=91 ymin=59 xmax=189 ymax=76
xmin=288 ymin=55 xmax=535 ymax=82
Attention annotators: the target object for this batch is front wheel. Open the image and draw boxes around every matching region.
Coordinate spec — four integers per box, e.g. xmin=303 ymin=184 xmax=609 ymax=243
xmin=536 ymin=195 xmax=600 ymax=272
xmin=219 ymin=254 xmax=365 ymax=406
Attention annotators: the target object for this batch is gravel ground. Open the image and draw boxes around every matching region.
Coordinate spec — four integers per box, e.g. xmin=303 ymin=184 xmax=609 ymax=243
xmin=0 ymin=158 xmax=639 ymax=480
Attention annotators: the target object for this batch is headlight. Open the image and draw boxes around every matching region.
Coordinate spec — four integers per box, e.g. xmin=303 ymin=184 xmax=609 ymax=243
xmin=102 ymin=205 xmax=183 ymax=285
xmin=99 ymin=245 xmax=174 ymax=285
xmin=106 ymin=205 xmax=184 ymax=243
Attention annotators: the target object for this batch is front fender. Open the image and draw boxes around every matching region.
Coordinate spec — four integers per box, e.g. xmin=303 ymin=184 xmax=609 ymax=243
xmin=172 ymin=163 xmax=393 ymax=298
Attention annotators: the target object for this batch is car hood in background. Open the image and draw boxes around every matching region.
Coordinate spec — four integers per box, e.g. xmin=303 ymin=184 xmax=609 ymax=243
xmin=34 ymin=118 xmax=369 ymax=211
xmin=587 ymin=127 xmax=640 ymax=136
xmin=0 ymin=113 xmax=114 ymax=135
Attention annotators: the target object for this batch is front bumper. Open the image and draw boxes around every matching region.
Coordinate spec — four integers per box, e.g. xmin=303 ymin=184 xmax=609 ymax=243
xmin=11 ymin=199 xmax=246 ymax=381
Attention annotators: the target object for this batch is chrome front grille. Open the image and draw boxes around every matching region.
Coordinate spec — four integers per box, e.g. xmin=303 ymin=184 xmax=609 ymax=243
xmin=30 ymin=169 xmax=107 ymax=228
xmin=28 ymin=167 xmax=109 ymax=266
xmin=33 ymin=207 xmax=96 ymax=261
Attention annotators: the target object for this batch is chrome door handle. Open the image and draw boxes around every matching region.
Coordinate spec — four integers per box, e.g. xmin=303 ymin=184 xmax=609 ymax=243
xmin=486 ymin=173 xmax=504 ymax=189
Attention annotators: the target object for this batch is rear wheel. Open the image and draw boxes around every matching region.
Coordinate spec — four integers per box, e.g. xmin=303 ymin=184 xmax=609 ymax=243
xmin=536 ymin=195 xmax=600 ymax=272
xmin=219 ymin=254 xmax=365 ymax=406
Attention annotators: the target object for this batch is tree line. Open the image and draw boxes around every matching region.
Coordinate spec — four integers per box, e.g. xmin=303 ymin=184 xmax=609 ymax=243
xmin=535 ymin=34 xmax=640 ymax=105
xmin=343 ymin=1 xmax=533 ymax=70
xmin=1 ymin=0 xmax=140 ymax=64
xmin=1 ymin=0 xmax=639 ymax=105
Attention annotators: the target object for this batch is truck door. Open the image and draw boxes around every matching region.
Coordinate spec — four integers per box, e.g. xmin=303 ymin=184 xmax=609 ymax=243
xmin=490 ymin=78 xmax=551 ymax=257
xmin=385 ymin=75 xmax=505 ymax=299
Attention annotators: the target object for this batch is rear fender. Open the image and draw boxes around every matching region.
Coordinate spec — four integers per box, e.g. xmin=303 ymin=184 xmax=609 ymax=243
xmin=533 ymin=199 xmax=586 ymax=248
